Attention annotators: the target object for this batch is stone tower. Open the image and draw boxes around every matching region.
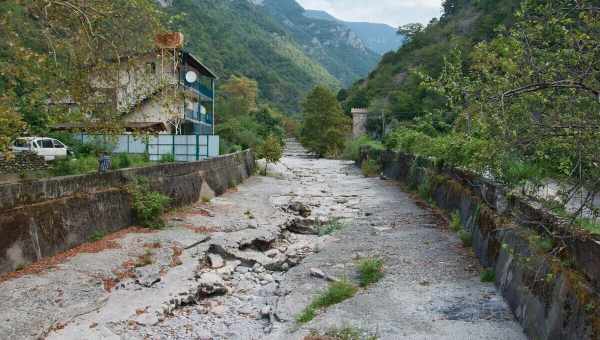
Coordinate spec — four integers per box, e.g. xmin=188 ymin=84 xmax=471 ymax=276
xmin=351 ymin=108 xmax=368 ymax=139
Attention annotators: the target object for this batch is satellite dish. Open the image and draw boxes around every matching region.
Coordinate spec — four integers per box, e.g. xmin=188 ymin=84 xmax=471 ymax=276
xmin=200 ymin=105 xmax=207 ymax=114
xmin=185 ymin=71 xmax=198 ymax=83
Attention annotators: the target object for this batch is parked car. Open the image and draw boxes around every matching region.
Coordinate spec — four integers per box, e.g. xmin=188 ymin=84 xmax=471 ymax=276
xmin=11 ymin=137 xmax=70 ymax=161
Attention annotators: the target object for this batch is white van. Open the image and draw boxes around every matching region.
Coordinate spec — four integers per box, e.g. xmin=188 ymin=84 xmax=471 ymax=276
xmin=11 ymin=137 xmax=69 ymax=161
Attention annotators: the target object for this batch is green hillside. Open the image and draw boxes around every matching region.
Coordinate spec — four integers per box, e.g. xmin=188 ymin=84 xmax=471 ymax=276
xmin=343 ymin=0 xmax=522 ymax=116
xmin=164 ymin=0 xmax=340 ymax=113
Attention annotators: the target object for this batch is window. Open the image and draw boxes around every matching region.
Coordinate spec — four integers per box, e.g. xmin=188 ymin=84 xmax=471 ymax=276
xmin=13 ymin=139 xmax=29 ymax=147
xmin=146 ymin=62 xmax=156 ymax=75
xmin=40 ymin=139 xmax=54 ymax=148
xmin=52 ymin=140 xmax=65 ymax=148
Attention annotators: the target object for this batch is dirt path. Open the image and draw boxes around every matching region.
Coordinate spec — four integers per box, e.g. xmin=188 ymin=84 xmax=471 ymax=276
xmin=0 ymin=150 xmax=525 ymax=340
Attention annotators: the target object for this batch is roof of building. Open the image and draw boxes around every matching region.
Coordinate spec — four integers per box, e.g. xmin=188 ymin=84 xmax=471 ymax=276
xmin=351 ymin=108 xmax=369 ymax=114
xmin=182 ymin=51 xmax=218 ymax=80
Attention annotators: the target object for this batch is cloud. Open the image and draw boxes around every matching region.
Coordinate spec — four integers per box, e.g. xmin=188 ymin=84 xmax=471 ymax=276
xmin=296 ymin=0 xmax=443 ymax=27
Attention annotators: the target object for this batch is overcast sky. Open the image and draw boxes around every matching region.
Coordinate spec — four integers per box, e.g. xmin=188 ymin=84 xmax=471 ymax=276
xmin=296 ymin=0 xmax=443 ymax=27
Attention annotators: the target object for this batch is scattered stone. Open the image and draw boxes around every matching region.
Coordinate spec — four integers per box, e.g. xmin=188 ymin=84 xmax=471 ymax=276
xmin=284 ymin=218 xmax=318 ymax=235
xmin=310 ymin=268 xmax=326 ymax=279
xmin=134 ymin=267 xmax=161 ymax=288
xmin=236 ymin=266 xmax=250 ymax=274
xmin=260 ymin=306 xmax=271 ymax=318
xmin=197 ymin=273 xmax=227 ymax=297
xmin=265 ymin=249 xmax=280 ymax=258
xmin=286 ymin=202 xmax=312 ymax=217
xmin=208 ymin=253 xmax=225 ymax=269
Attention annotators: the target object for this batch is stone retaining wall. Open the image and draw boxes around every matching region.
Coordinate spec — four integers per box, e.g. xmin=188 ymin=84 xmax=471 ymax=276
xmin=0 ymin=152 xmax=48 ymax=174
xmin=0 ymin=150 xmax=255 ymax=274
xmin=360 ymin=147 xmax=600 ymax=340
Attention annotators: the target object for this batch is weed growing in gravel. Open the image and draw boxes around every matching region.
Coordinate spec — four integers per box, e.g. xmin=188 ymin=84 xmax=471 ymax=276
xmin=297 ymin=280 xmax=358 ymax=324
xmin=357 ymin=258 xmax=384 ymax=287
xmin=318 ymin=218 xmax=346 ymax=236
xmin=458 ymin=230 xmax=472 ymax=247
xmin=244 ymin=210 xmax=255 ymax=219
xmin=450 ymin=212 xmax=462 ymax=232
xmin=201 ymin=196 xmax=212 ymax=203
xmin=306 ymin=326 xmax=378 ymax=340
xmin=480 ymin=268 xmax=496 ymax=283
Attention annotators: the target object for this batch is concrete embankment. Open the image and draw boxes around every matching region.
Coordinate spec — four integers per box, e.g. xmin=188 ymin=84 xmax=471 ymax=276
xmin=0 ymin=150 xmax=255 ymax=274
xmin=359 ymin=147 xmax=600 ymax=340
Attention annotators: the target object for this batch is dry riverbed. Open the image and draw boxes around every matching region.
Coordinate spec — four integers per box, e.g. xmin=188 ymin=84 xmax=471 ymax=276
xmin=0 ymin=153 xmax=526 ymax=340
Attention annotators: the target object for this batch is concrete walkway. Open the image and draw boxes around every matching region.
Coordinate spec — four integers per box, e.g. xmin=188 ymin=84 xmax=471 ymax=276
xmin=0 ymin=149 xmax=525 ymax=339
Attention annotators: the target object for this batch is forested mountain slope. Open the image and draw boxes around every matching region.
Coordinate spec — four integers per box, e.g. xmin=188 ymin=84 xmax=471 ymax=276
xmin=257 ymin=0 xmax=381 ymax=86
xmin=304 ymin=9 xmax=405 ymax=55
xmin=343 ymin=0 xmax=522 ymax=116
xmin=162 ymin=0 xmax=340 ymax=113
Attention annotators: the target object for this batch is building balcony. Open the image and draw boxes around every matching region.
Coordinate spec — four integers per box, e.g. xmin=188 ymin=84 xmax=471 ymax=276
xmin=185 ymin=110 xmax=213 ymax=125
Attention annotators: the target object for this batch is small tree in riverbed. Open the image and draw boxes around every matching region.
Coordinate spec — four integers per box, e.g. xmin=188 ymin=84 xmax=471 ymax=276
xmin=258 ymin=134 xmax=283 ymax=175
xmin=300 ymin=86 xmax=350 ymax=158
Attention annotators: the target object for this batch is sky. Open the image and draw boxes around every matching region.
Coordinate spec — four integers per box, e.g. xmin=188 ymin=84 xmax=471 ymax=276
xmin=296 ymin=0 xmax=443 ymax=27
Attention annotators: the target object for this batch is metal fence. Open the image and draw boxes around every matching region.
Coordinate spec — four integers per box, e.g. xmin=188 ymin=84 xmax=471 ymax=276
xmin=75 ymin=134 xmax=219 ymax=162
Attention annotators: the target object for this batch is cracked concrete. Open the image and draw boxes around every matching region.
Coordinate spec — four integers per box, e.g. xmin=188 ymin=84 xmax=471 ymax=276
xmin=0 ymin=142 xmax=526 ymax=340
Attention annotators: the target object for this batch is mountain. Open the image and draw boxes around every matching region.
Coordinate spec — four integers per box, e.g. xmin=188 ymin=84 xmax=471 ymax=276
xmin=304 ymin=10 xmax=405 ymax=55
xmin=161 ymin=0 xmax=340 ymax=113
xmin=257 ymin=0 xmax=381 ymax=87
xmin=159 ymin=0 xmax=382 ymax=112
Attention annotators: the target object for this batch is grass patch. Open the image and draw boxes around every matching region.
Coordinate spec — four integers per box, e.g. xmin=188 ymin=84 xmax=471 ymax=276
xmin=361 ymin=159 xmax=380 ymax=177
xmin=90 ymin=230 xmax=107 ymax=242
xmin=201 ymin=196 xmax=212 ymax=203
xmin=480 ymin=268 xmax=496 ymax=282
xmin=306 ymin=326 xmax=378 ymax=340
xmin=317 ymin=218 xmax=346 ymax=236
xmin=458 ymin=230 xmax=472 ymax=247
xmin=357 ymin=257 xmax=384 ymax=287
xmin=297 ymin=280 xmax=358 ymax=324
xmin=450 ymin=211 xmax=462 ymax=232
xmin=577 ymin=218 xmax=600 ymax=235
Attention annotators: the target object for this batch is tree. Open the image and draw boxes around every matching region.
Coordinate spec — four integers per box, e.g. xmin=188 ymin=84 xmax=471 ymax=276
xmin=0 ymin=0 xmax=163 ymax=153
xmin=258 ymin=134 xmax=283 ymax=175
xmin=220 ymin=75 xmax=259 ymax=116
xmin=300 ymin=86 xmax=350 ymax=157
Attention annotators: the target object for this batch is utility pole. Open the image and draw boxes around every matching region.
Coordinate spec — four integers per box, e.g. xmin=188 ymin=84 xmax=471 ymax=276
xmin=381 ymin=111 xmax=385 ymax=139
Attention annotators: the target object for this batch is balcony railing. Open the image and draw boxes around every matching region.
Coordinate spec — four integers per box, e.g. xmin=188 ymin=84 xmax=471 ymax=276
xmin=180 ymin=73 xmax=213 ymax=99
xmin=185 ymin=110 xmax=213 ymax=125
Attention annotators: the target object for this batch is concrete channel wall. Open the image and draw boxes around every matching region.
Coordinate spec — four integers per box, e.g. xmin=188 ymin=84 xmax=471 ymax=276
xmin=360 ymin=147 xmax=600 ymax=340
xmin=0 ymin=150 xmax=255 ymax=274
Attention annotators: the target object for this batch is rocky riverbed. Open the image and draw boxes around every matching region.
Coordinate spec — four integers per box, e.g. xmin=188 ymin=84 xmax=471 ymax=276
xmin=0 ymin=148 xmax=526 ymax=340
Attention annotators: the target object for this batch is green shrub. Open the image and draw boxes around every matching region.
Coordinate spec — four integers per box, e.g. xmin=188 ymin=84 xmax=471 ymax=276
xmin=480 ymin=268 xmax=496 ymax=283
xmin=357 ymin=257 xmax=384 ymax=287
xmin=342 ymin=135 xmax=383 ymax=161
xmin=458 ymin=230 xmax=472 ymax=247
xmin=115 ymin=153 xmax=132 ymax=169
xmin=127 ymin=177 xmax=171 ymax=229
xmin=450 ymin=211 xmax=462 ymax=232
xmin=159 ymin=153 xmax=175 ymax=163
xmin=577 ymin=218 xmax=600 ymax=235
xmin=297 ymin=280 xmax=358 ymax=324
xmin=361 ymin=159 xmax=380 ymax=177
xmin=417 ymin=177 xmax=432 ymax=201
xmin=90 ymin=230 xmax=106 ymax=242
